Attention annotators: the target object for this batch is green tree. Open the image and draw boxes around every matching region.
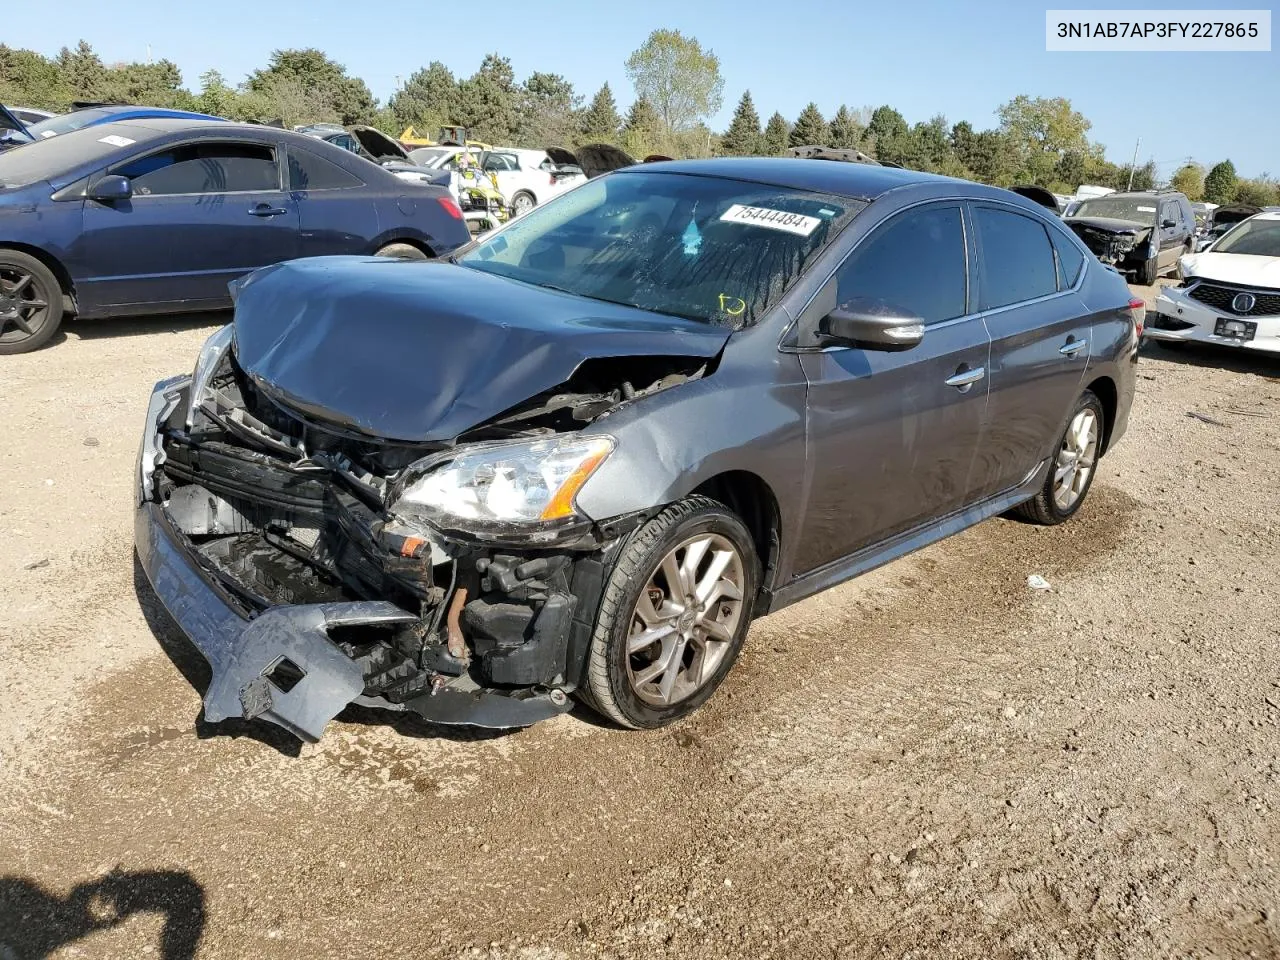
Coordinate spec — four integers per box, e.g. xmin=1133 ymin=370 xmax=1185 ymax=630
xmin=966 ymin=130 xmax=1018 ymax=185
xmin=625 ymin=29 xmax=724 ymax=133
xmin=866 ymin=105 xmax=908 ymax=144
xmin=578 ymin=82 xmax=622 ymax=143
xmin=195 ymin=69 xmax=236 ymax=118
xmin=1203 ymin=160 xmax=1238 ymax=204
xmin=518 ymin=71 xmax=580 ymax=147
xmin=1233 ymin=177 xmax=1276 ymax=206
xmin=248 ymin=48 xmax=376 ymax=125
xmin=1116 ymin=161 xmax=1156 ymax=192
xmin=56 ymin=40 xmax=106 ymax=102
xmin=789 ymin=102 xmax=828 ymax=147
xmin=621 ymin=96 xmax=661 ymax=157
xmin=455 ymin=53 xmax=520 ymax=144
xmin=720 ymin=90 xmax=762 ymax=155
xmin=389 ymin=62 xmax=458 ymax=133
xmin=1169 ymin=163 xmax=1205 ymax=202
xmin=829 ymin=105 xmax=862 ymax=149
xmin=761 ymin=111 xmax=790 ymax=155
xmin=912 ymin=115 xmax=953 ymax=170
xmin=0 ymin=45 xmax=69 ymax=109
xmin=997 ymin=94 xmax=1091 ymax=184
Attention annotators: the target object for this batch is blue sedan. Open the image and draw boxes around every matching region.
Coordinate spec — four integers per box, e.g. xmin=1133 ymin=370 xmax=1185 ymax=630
xmin=0 ymin=118 xmax=473 ymax=352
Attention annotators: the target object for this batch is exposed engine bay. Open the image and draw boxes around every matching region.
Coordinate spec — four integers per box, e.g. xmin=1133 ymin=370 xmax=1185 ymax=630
xmin=138 ymin=338 xmax=707 ymax=741
xmin=1067 ymin=220 xmax=1150 ymax=268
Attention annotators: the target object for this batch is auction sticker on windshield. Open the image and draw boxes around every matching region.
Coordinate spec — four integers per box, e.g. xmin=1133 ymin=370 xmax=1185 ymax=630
xmin=720 ymin=204 xmax=821 ymax=236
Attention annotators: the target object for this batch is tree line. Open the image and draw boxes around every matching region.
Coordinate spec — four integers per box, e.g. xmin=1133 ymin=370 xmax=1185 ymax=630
xmin=2 ymin=33 xmax=1276 ymax=205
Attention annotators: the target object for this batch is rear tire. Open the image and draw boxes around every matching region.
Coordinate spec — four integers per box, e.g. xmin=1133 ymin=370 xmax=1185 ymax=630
xmin=374 ymin=242 xmax=427 ymax=260
xmin=1015 ymin=390 xmax=1105 ymax=526
xmin=579 ymin=496 xmax=759 ymax=729
xmin=0 ymin=250 xmax=64 ymax=355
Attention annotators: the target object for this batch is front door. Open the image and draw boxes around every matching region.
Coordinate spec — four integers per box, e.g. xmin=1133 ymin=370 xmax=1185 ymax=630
xmin=794 ymin=203 xmax=991 ymax=575
xmin=969 ymin=204 xmax=1092 ymax=499
xmin=76 ymin=139 xmax=298 ymax=313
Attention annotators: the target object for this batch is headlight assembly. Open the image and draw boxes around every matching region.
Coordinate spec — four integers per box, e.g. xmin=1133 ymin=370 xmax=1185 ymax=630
xmin=391 ymin=435 xmax=615 ymax=534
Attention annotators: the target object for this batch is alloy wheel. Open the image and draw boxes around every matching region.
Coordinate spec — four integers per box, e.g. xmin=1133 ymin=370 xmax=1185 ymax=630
xmin=1053 ymin=408 xmax=1099 ymax=511
xmin=626 ymin=533 xmax=745 ymax=706
xmin=0 ymin=264 xmax=53 ymax=346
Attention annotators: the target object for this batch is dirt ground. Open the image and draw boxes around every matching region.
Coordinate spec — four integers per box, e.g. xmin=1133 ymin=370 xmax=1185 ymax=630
xmin=2 ymin=284 xmax=1278 ymax=960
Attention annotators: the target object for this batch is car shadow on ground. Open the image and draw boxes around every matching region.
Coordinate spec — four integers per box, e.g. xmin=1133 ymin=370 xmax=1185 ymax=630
xmin=1142 ymin=339 xmax=1280 ymax=379
xmin=0 ymin=869 xmax=205 ymax=960
xmin=55 ymin=311 xmax=230 ymax=347
xmin=130 ymin=554 xmax=524 ymax=753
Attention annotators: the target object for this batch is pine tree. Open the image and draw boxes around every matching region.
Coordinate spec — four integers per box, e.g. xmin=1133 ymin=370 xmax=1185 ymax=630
xmin=720 ymin=90 xmax=762 ymax=155
xmin=789 ymin=102 xmax=828 ymax=147
xmin=622 ymin=96 xmax=662 ymax=156
xmin=579 ymin=82 xmax=622 ymax=143
xmin=762 ymin=112 xmax=790 ymax=155
xmin=829 ymin=105 xmax=861 ymax=149
xmin=1203 ymin=160 xmax=1238 ymax=205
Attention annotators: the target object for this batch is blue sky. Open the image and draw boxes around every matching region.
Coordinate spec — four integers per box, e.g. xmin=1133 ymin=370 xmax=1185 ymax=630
xmin=6 ymin=0 xmax=1277 ymax=177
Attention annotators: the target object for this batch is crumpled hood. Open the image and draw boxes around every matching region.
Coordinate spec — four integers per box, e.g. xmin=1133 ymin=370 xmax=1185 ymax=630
xmin=229 ymin=257 xmax=730 ymax=442
xmin=1066 ymin=216 xmax=1150 ymax=235
xmin=1181 ymin=251 xmax=1280 ymax=288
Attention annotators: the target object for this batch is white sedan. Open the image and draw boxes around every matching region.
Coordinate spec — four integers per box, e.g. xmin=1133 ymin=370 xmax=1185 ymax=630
xmin=1148 ymin=211 xmax=1280 ymax=354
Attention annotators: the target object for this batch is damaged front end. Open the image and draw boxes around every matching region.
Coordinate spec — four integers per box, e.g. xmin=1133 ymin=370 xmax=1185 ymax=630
xmin=1066 ymin=219 xmax=1152 ymax=269
xmin=135 ymin=316 xmax=711 ymax=742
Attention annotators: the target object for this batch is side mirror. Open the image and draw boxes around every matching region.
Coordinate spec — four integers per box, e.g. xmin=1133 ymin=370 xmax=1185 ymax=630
xmin=1162 ymin=218 xmax=1177 ymax=228
xmin=89 ymin=174 xmax=132 ymax=202
xmin=820 ymin=297 xmax=925 ymax=351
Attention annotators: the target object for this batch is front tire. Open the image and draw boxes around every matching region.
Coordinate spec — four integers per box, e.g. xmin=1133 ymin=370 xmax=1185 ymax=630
xmin=0 ymin=250 xmax=64 ymax=355
xmin=580 ymin=496 xmax=760 ymax=729
xmin=1015 ymin=390 xmax=1104 ymax=526
xmin=1137 ymin=255 xmax=1159 ymax=286
xmin=511 ymin=191 xmax=536 ymax=217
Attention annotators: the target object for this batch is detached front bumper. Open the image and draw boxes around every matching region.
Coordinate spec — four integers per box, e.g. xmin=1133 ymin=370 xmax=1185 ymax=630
xmin=1148 ymin=285 xmax=1280 ymax=354
xmin=135 ymin=379 xmax=575 ymax=743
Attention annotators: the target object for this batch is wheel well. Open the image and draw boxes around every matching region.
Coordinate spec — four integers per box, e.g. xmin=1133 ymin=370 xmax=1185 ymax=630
xmin=0 ymin=243 xmax=75 ymax=308
xmin=376 ymin=238 xmax=434 ymax=257
xmin=1085 ymin=375 xmax=1118 ymax=453
xmin=692 ymin=471 xmax=781 ymax=605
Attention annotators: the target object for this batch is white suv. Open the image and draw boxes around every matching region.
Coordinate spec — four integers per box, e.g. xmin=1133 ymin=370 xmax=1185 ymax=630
xmin=481 ymin=149 xmax=585 ymax=216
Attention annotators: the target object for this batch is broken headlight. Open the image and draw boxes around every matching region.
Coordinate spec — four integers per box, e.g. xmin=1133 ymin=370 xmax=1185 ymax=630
xmin=392 ymin=436 xmax=615 ymax=532
xmin=186 ymin=323 xmax=234 ymax=430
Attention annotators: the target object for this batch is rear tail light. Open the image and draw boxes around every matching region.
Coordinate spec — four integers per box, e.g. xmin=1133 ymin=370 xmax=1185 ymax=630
xmin=1127 ymin=296 xmax=1146 ymax=337
xmin=548 ymin=174 xmax=555 ymax=186
xmin=436 ymin=196 xmax=463 ymax=219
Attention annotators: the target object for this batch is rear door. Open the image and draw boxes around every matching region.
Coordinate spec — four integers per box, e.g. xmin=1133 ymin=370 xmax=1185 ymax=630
xmin=285 ymin=144 xmax=379 ymax=257
xmin=970 ymin=203 xmax=1091 ymax=499
xmin=77 ymin=138 xmax=298 ymax=311
xmin=794 ymin=202 xmax=991 ymax=574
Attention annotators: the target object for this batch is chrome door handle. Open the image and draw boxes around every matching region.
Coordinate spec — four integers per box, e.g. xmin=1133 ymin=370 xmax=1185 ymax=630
xmin=1059 ymin=339 xmax=1088 ymax=356
xmin=944 ymin=366 xmax=985 ymax=388
xmin=248 ymin=204 xmax=288 ymax=217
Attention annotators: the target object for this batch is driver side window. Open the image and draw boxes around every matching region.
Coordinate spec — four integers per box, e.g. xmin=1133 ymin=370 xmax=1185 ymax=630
xmin=835 ymin=205 xmax=968 ymax=324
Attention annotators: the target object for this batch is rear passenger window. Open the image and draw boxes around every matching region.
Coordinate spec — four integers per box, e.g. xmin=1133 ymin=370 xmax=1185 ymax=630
xmin=1050 ymin=229 xmax=1085 ymax=289
xmin=836 ymin=205 xmax=967 ymax=324
xmin=974 ymin=207 xmax=1057 ymax=310
xmin=288 ymin=148 xmax=363 ymax=191
xmin=118 ymin=143 xmax=278 ymax=196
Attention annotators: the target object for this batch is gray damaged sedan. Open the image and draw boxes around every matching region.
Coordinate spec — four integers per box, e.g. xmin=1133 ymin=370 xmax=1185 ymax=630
xmin=136 ymin=159 xmax=1140 ymax=742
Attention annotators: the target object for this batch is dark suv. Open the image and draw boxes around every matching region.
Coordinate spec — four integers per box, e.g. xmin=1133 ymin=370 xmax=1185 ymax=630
xmin=1065 ymin=190 xmax=1196 ymax=284
xmin=136 ymin=159 xmax=1140 ymax=742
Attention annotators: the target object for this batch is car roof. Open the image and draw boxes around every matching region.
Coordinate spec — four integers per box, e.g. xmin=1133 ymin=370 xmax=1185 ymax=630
xmin=618 ymin=157 xmax=954 ymax=201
